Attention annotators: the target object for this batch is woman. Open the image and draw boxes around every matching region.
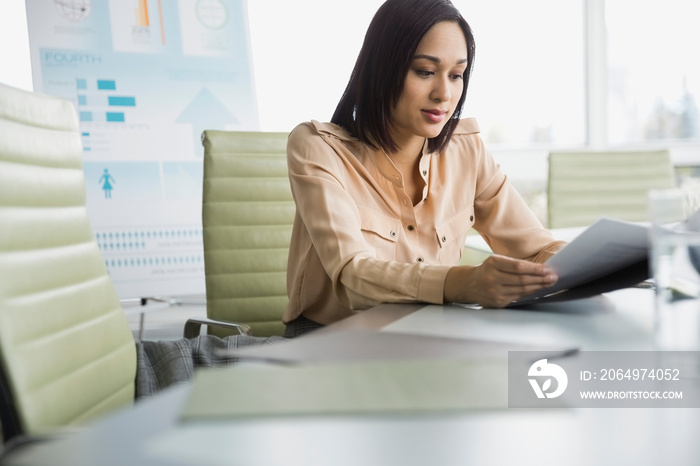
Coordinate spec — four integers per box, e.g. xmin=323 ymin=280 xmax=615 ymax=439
xmin=283 ymin=0 xmax=566 ymax=337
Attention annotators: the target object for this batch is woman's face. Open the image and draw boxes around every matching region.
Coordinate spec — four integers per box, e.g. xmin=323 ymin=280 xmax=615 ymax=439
xmin=391 ymin=21 xmax=468 ymax=148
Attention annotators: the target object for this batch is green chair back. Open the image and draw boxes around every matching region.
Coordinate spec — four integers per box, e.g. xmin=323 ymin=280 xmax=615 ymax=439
xmin=547 ymin=150 xmax=676 ymax=228
xmin=201 ymin=131 xmax=293 ymax=337
xmin=0 ymin=83 xmax=136 ymax=441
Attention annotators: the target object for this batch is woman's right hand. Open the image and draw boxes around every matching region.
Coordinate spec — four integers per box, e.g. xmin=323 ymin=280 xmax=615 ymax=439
xmin=443 ymin=255 xmax=558 ymax=308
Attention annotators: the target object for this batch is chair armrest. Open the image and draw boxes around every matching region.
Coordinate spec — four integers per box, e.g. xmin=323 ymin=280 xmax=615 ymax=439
xmin=183 ymin=318 xmax=253 ymax=338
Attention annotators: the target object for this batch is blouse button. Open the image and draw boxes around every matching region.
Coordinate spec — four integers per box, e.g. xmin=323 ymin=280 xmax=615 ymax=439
xmin=422 ymin=170 xmax=427 ymax=176
xmin=390 ymin=231 xmax=397 ymax=238
xmin=470 ymin=215 xmax=474 ymax=221
xmin=407 ymin=225 xmax=415 ymax=231
xmin=441 ymin=236 xmax=447 ymax=242
xmin=416 ymin=257 xmax=424 ymax=263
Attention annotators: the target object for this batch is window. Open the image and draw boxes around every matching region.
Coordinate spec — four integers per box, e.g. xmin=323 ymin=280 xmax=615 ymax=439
xmin=606 ymin=0 xmax=700 ymax=145
xmin=248 ymin=0 xmax=586 ymax=148
xmin=454 ymin=0 xmax=585 ymax=147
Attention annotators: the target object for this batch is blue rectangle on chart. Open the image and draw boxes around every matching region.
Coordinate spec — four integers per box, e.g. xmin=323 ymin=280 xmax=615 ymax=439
xmin=80 ymin=111 xmax=93 ymax=122
xmin=78 ymin=95 xmax=87 ymax=105
xmin=76 ymin=79 xmax=87 ymax=90
xmin=97 ymin=80 xmax=116 ymax=90
xmin=82 ymin=132 xmax=90 ymax=137
xmin=108 ymin=96 xmax=136 ymax=106
xmin=106 ymin=112 xmax=125 ymax=122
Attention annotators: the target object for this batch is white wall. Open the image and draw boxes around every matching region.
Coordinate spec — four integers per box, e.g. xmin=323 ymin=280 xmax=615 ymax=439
xmin=0 ymin=0 xmax=32 ymax=91
xmin=246 ymin=0 xmax=384 ymax=132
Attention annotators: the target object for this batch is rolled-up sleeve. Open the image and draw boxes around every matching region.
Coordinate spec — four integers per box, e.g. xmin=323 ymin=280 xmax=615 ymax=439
xmin=458 ymin=132 xmax=565 ymax=259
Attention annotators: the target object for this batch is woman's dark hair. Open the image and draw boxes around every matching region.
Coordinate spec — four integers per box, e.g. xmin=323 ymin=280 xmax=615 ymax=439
xmin=331 ymin=0 xmax=475 ymax=154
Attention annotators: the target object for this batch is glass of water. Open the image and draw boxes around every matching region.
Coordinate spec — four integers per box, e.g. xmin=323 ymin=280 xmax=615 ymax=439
xmin=649 ymin=188 xmax=700 ymax=350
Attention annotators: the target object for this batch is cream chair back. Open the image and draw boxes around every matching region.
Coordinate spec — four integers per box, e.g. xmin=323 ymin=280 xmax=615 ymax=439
xmin=201 ymin=131 xmax=293 ymax=337
xmin=547 ymin=150 xmax=676 ymax=228
xmin=0 ymin=83 xmax=136 ymax=441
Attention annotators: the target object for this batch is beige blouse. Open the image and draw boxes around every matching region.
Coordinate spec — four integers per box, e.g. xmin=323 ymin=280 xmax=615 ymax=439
xmin=284 ymin=118 xmax=564 ymax=325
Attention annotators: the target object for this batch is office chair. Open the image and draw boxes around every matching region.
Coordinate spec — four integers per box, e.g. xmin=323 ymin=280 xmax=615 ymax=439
xmin=0 ymin=83 xmax=245 ymax=450
xmin=0 ymin=82 xmax=138 ymax=446
xmin=547 ymin=149 xmax=676 ymax=228
xmin=201 ymin=130 xmax=294 ymax=337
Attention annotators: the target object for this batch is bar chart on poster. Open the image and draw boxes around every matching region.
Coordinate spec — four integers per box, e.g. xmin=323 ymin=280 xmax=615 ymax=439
xmin=25 ymin=0 xmax=258 ymax=299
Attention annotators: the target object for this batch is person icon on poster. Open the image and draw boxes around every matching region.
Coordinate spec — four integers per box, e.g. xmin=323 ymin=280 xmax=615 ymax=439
xmin=99 ymin=168 xmax=115 ymax=199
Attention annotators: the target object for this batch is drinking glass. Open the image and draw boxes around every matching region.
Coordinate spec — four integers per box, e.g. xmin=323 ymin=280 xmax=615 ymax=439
xmin=649 ymin=188 xmax=700 ymax=350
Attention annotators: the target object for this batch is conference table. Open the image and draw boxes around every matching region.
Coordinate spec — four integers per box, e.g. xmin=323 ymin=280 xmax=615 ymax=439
xmin=5 ymin=287 xmax=700 ymax=466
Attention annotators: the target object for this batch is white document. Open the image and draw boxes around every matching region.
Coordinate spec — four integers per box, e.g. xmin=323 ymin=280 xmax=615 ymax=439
xmin=511 ymin=218 xmax=650 ymax=305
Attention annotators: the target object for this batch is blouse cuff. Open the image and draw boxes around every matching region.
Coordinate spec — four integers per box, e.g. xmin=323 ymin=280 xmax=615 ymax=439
xmin=527 ymin=240 xmax=568 ymax=264
xmin=417 ymin=265 xmax=451 ymax=304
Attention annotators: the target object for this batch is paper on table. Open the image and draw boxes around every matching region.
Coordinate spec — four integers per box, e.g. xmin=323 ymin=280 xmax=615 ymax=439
xmin=511 ymin=218 xmax=650 ymax=306
xmin=180 ymin=330 xmax=577 ymax=421
xmin=221 ymin=328 xmax=574 ymax=364
xmin=180 ymin=358 xmax=511 ymax=421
